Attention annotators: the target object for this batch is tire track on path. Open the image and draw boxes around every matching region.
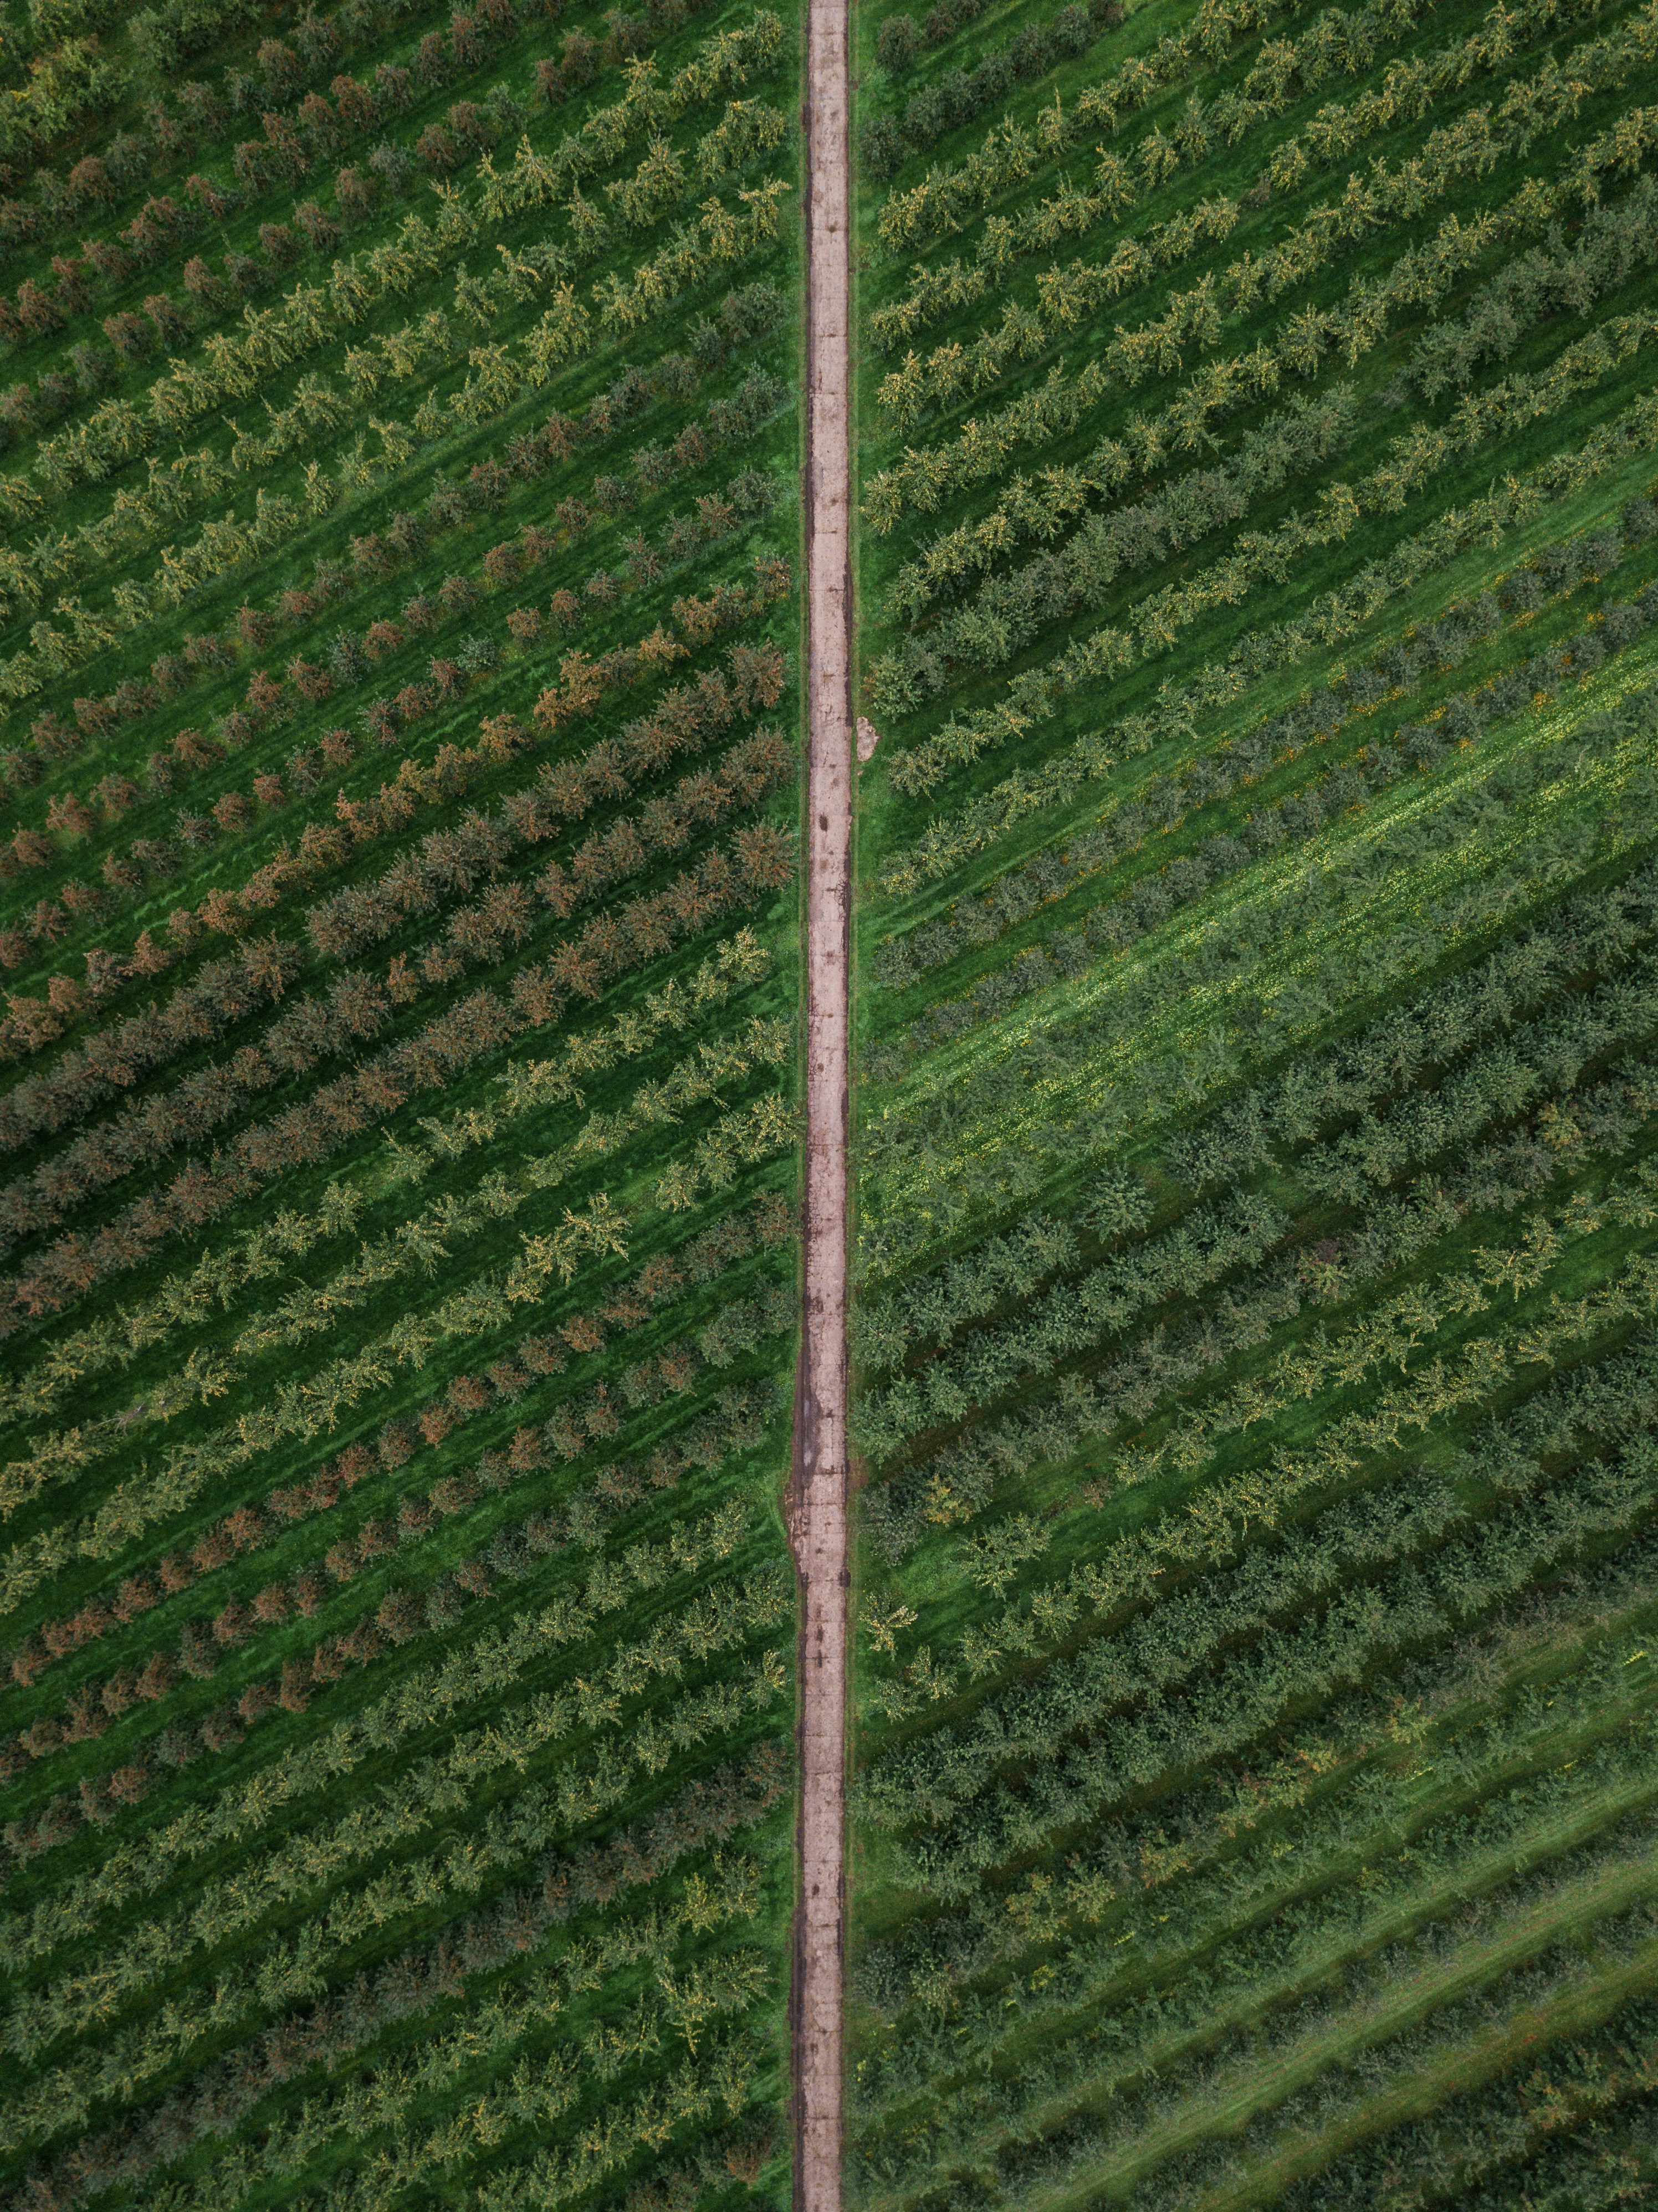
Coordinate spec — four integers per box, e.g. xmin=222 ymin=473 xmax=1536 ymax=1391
xmin=791 ymin=0 xmax=852 ymax=2199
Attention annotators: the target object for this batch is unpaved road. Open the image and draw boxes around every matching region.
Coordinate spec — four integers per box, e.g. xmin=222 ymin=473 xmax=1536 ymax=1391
xmin=791 ymin=0 xmax=852 ymax=2202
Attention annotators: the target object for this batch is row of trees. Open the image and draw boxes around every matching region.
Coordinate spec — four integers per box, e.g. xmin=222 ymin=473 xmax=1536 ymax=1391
xmin=0 ymin=129 xmax=791 ymax=711
xmin=874 ymin=509 xmax=1640 ymax=986
xmin=0 ymin=2 xmax=785 ymax=506
xmin=879 ymin=1451 xmax=1653 ymax=1918
xmin=0 ymin=0 xmax=771 ymax=393
xmin=889 ymin=165 xmax=1656 ymax=627
xmin=871 ymin=291 xmax=1658 ymax=724
xmin=0 ymin=244 xmax=782 ymax=714
xmin=0 ymin=37 xmax=125 ymax=188
xmin=876 ymin=61 xmax=1658 ymax=441
xmin=0 ymin=140 xmax=784 ymax=641
xmin=907 ymin=1148 xmax=1652 ymax=1565
xmin=0 ymin=627 xmax=787 ymax=1193
xmin=856 ymin=1211 xmax=1087 ymax=1375
xmin=898 ymin=257 xmax=1647 ymax=699
xmin=0 ymin=996 xmax=790 ymax=1592
xmin=864 ymin=1287 xmax=1658 ymax=1744
xmin=0 ymin=4 xmax=801 ymax=2202
xmin=871 ymin=0 xmax=1404 ymax=252
xmin=859 ymin=731 xmax=1657 ymax=1278
xmin=469 ymin=2028 xmax=768 ymax=2212
xmin=0 ymin=93 xmax=707 ymax=469
xmin=870 ymin=0 xmax=1604 ymax=342
xmin=24 ymin=1867 xmax=770 ymax=2212
xmin=861 ymin=851 xmax=1658 ymax=1554
xmin=9 ymin=1662 xmax=786 ymax=2205
xmin=886 ymin=382 xmax=1360 ymax=627
xmin=856 ymin=1536 xmax=1654 ymax=2031
xmin=0 ymin=482 xmax=784 ymax=1033
xmin=0 ymin=1069 xmax=790 ymax=1646
xmin=2 ymin=0 xmax=694 ymax=269
xmin=851 ymin=1 xmax=1658 ymax=2186
xmin=1169 ymin=885 xmax=1658 ymax=1191
xmin=881 ymin=588 xmax=1657 ymax=1080
xmin=853 ymin=1486 xmax=1658 ymax=2200
xmin=856 ymin=1190 xmax=1284 ymax=1466
xmin=862 ymin=0 xmax=1106 ymax=182
xmin=874 ymin=406 xmax=1658 ymax=899
xmin=5 ymin=1557 xmax=784 ymax=2046
xmin=1 ymin=933 xmax=788 ymax=1415
xmin=15 ymin=1319 xmax=779 ymax=1730
xmin=863 ymin=350 xmax=1107 ymax=534
xmin=0 ymin=932 xmax=776 ymax=1437
xmin=16 ymin=1743 xmax=781 ymax=2206
xmin=0 ymin=458 xmax=779 ymax=982
xmin=861 ymin=1748 xmax=1658 ymax=2205
xmin=868 ymin=843 xmax=1658 ymax=1379
xmin=0 ymin=281 xmax=784 ymax=812
xmin=6 ymin=0 xmax=740 ymax=266
xmin=1296 ymin=961 xmax=1658 ymax=1207
xmin=873 ymin=1378 xmax=1657 ymax=1904
xmin=894 ymin=734 xmax=1656 ymax=1221
xmin=3 ymin=1018 xmax=795 ymax=1602
xmin=4 ymin=1187 xmax=794 ymax=1692
xmin=6 ymin=1323 xmax=786 ymax=1814
xmin=4 ymin=437 xmax=776 ymax=867
xmin=863 ymin=65 xmax=1658 ymax=537
xmin=878 ymin=357 xmax=1654 ymax=817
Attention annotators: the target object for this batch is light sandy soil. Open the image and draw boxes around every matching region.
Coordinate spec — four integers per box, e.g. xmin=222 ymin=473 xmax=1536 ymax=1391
xmin=790 ymin=0 xmax=852 ymax=2204
xmin=857 ymin=715 xmax=881 ymax=762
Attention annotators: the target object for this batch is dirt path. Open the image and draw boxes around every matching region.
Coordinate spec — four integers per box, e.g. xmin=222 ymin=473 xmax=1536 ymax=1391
xmin=790 ymin=0 xmax=852 ymax=2201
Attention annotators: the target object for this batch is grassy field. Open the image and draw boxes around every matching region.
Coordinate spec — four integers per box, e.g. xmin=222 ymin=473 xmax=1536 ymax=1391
xmin=0 ymin=0 xmax=806 ymax=2201
xmin=846 ymin=0 xmax=1658 ymax=2202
